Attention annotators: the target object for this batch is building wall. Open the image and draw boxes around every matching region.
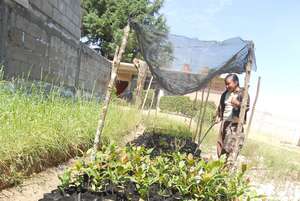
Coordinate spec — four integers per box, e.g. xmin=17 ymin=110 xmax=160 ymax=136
xmin=0 ymin=0 xmax=111 ymax=97
xmin=79 ymin=45 xmax=111 ymax=97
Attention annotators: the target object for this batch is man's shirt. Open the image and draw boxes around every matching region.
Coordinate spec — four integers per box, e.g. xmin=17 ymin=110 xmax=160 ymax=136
xmin=217 ymin=88 xmax=250 ymax=123
xmin=223 ymin=91 xmax=239 ymax=122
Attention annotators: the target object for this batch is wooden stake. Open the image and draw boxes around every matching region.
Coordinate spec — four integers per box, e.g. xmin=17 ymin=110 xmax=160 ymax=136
xmin=141 ymin=76 xmax=153 ymax=111
xmin=155 ymin=87 xmax=162 ymax=116
xmin=230 ymin=42 xmax=254 ymax=168
xmin=91 ymin=24 xmax=130 ymax=161
xmin=147 ymin=88 xmax=156 ymax=116
xmin=246 ymin=76 xmax=261 ymax=136
xmin=193 ymin=89 xmax=205 ymax=141
xmin=197 ymin=83 xmax=211 ymax=144
xmin=135 ymin=60 xmax=148 ymax=107
xmin=189 ymin=91 xmax=198 ymax=130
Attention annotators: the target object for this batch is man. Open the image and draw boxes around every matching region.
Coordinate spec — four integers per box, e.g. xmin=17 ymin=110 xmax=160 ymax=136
xmin=216 ymin=74 xmax=250 ymax=164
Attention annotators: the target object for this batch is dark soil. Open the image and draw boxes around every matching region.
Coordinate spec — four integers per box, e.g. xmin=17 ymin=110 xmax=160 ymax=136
xmin=128 ymin=132 xmax=201 ymax=157
xmin=39 ymin=185 xmax=185 ymax=201
xmin=39 ymin=189 xmax=124 ymax=201
xmin=39 ymin=133 xmax=201 ymax=201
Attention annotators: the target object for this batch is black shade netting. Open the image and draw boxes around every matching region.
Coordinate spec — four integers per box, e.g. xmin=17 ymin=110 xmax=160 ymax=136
xmin=130 ymin=21 xmax=257 ymax=95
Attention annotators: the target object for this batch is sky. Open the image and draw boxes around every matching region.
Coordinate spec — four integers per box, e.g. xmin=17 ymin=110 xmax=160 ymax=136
xmin=161 ymin=0 xmax=300 ymax=128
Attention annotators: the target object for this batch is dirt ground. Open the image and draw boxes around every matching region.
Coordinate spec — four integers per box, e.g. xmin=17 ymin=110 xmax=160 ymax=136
xmin=0 ymin=161 xmax=70 ymax=201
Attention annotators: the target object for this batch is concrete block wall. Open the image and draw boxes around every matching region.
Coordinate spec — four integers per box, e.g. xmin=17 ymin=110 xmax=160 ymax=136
xmin=79 ymin=45 xmax=111 ymax=97
xmin=0 ymin=0 xmax=111 ymax=97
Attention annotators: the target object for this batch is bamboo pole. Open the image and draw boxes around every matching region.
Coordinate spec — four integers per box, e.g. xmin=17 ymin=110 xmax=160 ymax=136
xmin=154 ymin=87 xmax=160 ymax=116
xmin=189 ymin=91 xmax=198 ymax=130
xmin=147 ymin=88 xmax=156 ymax=116
xmin=229 ymin=42 xmax=254 ymax=169
xmin=193 ymin=89 xmax=205 ymax=141
xmin=91 ymin=24 xmax=130 ymax=161
xmin=246 ymin=76 xmax=261 ymax=136
xmin=141 ymin=76 xmax=153 ymax=111
xmin=197 ymin=83 xmax=211 ymax=144
xmin=135 ymin=60 xmax=147 ymax=107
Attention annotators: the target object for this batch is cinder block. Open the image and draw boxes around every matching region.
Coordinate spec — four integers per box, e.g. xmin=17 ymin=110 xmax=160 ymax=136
xmin=40 ymin=0 xmax=53 ymax=18
xmin=16 ymin=15 xmax=46 ymax=40
xmin=16 ymin=15 xmax=29 ymax=31
xmin=48 ymin=0 xmax=58 ymax=8
xmin=30 ymin=5 xmax=47 ymax=21
xmin=7 ymin=55 xmax=43 ymax=80
xmin=27 ymin=23 xmax=46 ymax=40
xmin=8 ymin=28 xmax=23 ymax=47
xmin=7 ymin=46 xmax=28 ymax=63
xmin=65 ymin=5 xmax=73 ymax=20
xmin=63 ymin=0 xmax=72 ymax=6
xmin=57 ymin=0 xmax=66 ymax=14
xmin=52 ymin=8 xmax=64 ymax=26
xmin=23 ymin=34 xmax=48 ymax=56
xmin=7 ymin=59 xmax=29 ymax=78
xmin=29 ymin=0 xmax=42 ymax=9
xmin=62 ymin=15 xmax=72 ymax=33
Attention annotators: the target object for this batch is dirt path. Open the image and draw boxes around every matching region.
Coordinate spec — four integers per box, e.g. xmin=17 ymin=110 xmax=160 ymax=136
xmin=0 ymin=124 xmax=145 ymax=201
xmin=0 ymin=161 xmax=71 ymax=201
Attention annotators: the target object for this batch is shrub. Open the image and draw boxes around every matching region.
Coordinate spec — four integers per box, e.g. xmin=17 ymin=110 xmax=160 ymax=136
xmin=138 ymin=89 xmax=216 ymax=119
xmin=160 ymin=96 xmax=216 ymax=119
xmin=59 ymin=144 xmax=261 ymax=200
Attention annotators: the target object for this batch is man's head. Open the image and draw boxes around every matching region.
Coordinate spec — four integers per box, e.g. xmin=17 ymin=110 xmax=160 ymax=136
xmin=225 ymin=74 xmax=239 ymax=92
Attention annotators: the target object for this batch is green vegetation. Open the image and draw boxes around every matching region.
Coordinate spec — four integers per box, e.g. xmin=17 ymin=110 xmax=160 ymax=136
xmin=159 ymin=95 xmax=216 ymax=119
xmin=60 ymin=143 xmax=260 ymax=200
xmin=81 ymin=0 xmax=168 ymax=61
xmin=144 ymin=114 xmax=192 ymax=138
xmin=0 ymin=80 xmax=141 ymax=188
xmin=241 ymin=139 xmax=300 ymax=180
xmin=200 ymin=128 xmax=300 ymax=181
xmin=137 ymin=89 xmax=155 ymax=109
xmin=140 ymin=91 xmax=216 ymax=119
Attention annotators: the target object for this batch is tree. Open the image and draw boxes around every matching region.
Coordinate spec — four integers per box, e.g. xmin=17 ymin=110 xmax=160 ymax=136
xmin=81 ymin=0 xmax=168 ymax=62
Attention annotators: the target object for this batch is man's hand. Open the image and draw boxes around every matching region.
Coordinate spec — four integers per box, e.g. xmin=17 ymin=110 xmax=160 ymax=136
xmin=213 ymin=114 xmax=220 ymax=123
xmin=231 ymin=98 xmax=241 ymax=108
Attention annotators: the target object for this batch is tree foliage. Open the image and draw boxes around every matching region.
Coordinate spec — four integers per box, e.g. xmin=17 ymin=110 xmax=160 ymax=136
xmin=81 ymin=0 xmax=168 ymax=61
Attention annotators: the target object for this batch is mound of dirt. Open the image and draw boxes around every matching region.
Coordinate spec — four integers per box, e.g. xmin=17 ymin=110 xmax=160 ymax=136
xmin=39 ymin=187 xmax=185 ymax=201
xmin=39 ymin=189 xmax=122 ymax=201
xmin=128 ymin=132 xmax=201 ymax=157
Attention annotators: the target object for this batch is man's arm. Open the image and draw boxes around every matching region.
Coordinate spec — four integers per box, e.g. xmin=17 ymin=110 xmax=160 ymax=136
xmin=231 ymin=98 xmax=241 ymax=108
xmin=215 ymin=91 xmax=226 ymax=122
xmin=231 ymin=90 xmax=250 ymax=109
xmin=233 ymin=90 xmax=250 ymax=122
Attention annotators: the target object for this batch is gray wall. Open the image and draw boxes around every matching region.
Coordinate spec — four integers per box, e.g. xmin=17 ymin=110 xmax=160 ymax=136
xmin=0 ymin=0 xmax=111 ymax=97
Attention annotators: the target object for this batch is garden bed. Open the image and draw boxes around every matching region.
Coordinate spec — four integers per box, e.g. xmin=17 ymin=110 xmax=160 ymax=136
xmin=39 ymin=133 xmax=254 ymax=201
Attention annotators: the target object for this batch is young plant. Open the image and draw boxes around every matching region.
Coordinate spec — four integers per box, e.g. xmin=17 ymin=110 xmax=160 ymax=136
xmin=59 ymin=143 xmax=262 ymax=200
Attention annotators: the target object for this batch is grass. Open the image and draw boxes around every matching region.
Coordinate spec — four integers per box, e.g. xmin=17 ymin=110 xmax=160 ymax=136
xmin=0 ymin=77 xmax=195 ymax=189
xmin=0 ymin=80 xmax=141 ymax=189
xmin=144 ymin=113 xmax=193 ymax=138
xmin=241 ymin=138 xmax=300 ymax=180
xmin=198 ymin=124 xmax=300 ymax=181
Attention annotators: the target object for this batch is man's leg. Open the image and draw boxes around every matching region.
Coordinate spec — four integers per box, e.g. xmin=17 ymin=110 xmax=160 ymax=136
xmin=217 ymin=121 xmax=230 ymax=158
xmin=224 ymin=123 xmax=245 ymax=170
